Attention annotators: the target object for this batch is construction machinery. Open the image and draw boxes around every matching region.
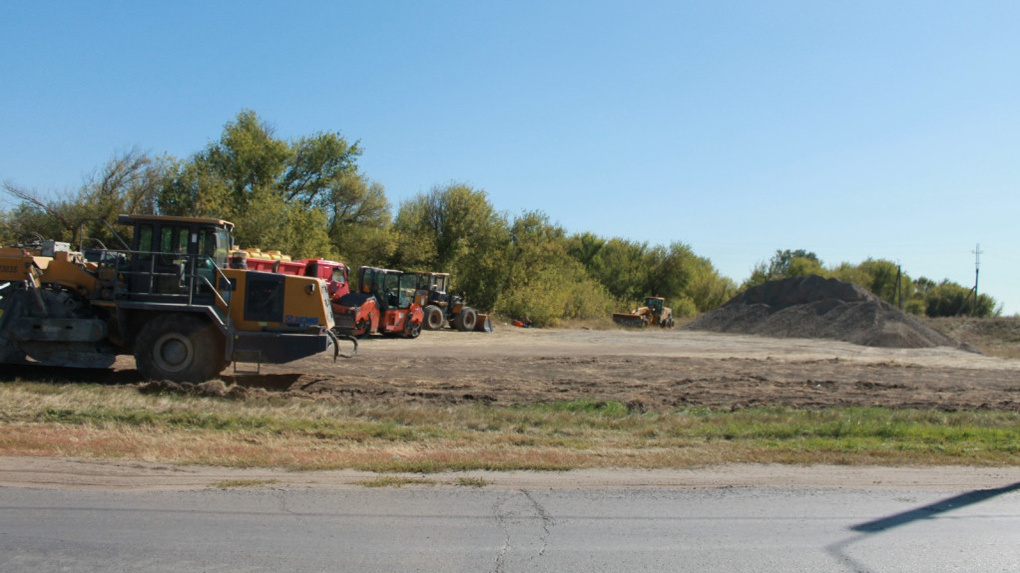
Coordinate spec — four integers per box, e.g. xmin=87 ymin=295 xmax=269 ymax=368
xmin=232 ymin=249 xmax=352 ymax=305
xmin=410 ymin=271 xmax=491 ymax=332
xmin=235 ymin=250 xmax=426 ymax=339
xmin=612 ymin=296 xmax=675 ymax=328
xmin=0 ymin=214 xmax=354 ymax=382
xmin=333 ymin=266 xmax=424 ymax=338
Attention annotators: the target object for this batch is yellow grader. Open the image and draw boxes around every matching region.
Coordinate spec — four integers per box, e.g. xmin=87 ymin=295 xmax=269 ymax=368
xmin=0 ymin=214 xmax=354 ymax=382
xmin=612 ymin=296 xmax=675 ymax=328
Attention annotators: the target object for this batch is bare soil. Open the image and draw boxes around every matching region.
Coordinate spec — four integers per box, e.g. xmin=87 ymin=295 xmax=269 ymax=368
xmin=4 ymin=314 xmax=1019 ymax=491
xmin=199 ymin=325 xmax=1020 ymax=412
xmin=6 ymin=322 xmax=1018 ymax=411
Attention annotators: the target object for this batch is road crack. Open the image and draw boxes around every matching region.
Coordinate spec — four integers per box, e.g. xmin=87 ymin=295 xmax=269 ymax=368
xmin=491 ymin=489 xmax=555 ymax=572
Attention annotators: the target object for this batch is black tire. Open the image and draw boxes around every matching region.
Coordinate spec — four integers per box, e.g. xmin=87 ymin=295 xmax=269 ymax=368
xmin=423 ymin=305 xmax=444 ymax=330
xmin=0 ymin=288 xmax=28 ymax=364
xmin=134 ymin=314 xmax=225 ymax=382
xmin=351 ymin=308 xmax=379 ymax=339
xmin=454 ymin=307 xmax=477 ymax=332
xmin=405 ymin=320 xmax=422 ymax=339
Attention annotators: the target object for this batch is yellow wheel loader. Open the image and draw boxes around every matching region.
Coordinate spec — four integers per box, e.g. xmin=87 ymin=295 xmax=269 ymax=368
xmin=0 ymin=214 xmax=353 ymax=382
xmin=410 ymin=271 xmax=492 ymax=332
xmin=612 ymin=296 xmax=675 ymax=328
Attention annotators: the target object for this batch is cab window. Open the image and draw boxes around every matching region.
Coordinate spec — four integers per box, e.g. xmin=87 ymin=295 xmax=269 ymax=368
xmin=331 ymin=267 xmax=346 ymax=285
xmin=160 ymin=226 xmax=188 ymax=255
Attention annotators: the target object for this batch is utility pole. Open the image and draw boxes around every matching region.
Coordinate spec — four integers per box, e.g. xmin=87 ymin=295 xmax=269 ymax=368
xmin=971 ymin=243 xmax=983 ymax=317
xmin=894 ymin=264 xmax=902 ymax=309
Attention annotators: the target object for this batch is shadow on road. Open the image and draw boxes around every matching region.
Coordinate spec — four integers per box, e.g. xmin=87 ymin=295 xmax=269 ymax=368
xmin=851 ymin=481 xmax=1020 ymax=533
xmin=828 ymin=481 xmax=1020 ymax=572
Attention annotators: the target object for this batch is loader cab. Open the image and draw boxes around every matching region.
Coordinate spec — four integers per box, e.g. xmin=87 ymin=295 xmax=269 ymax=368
xmin=117 ymin=214 xmax=234 ymax=297
xmin=413 ymin=272 xmax=451 ymax=307
xmin=645 ymin=297 xmax=664 ymax=315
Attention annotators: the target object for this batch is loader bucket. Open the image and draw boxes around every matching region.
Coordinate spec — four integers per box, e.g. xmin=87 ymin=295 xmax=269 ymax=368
xmin=475 ymin=313 xmax=493 ymax=332
xmin=612 ymin=313 xmax=649 ymax=328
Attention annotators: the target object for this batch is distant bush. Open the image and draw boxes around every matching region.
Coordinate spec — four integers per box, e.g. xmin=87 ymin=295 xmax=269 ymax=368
xmin=494 ymin=262 xmax=613 ymax=327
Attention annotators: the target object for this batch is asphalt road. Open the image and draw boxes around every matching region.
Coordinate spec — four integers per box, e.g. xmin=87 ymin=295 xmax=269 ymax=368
xmin=2 ymin=483 xmax=1018 ymax=572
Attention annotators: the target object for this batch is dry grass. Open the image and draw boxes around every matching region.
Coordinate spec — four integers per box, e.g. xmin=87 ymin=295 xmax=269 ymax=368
xmin=557 ymin=315 xmax=698 ymax=331
xmin=213 ymin=479 xmax=279 ymax=489
xmin=353 ymin=476 xmax=437 ymax=488
xmin=1 ymin=383 xmax=1018 ymax=472
xmin=556 ymin=316 xmax=619 ymax=330
xmin=925 ymin=316 xmax=1020 ymax=359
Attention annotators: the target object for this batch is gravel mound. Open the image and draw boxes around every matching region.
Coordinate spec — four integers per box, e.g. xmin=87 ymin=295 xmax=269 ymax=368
xmin=686 ymin=275 xmax=961 ymax=348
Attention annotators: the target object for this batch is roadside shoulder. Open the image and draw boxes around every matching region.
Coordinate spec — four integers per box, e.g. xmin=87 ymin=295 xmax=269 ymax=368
xmin=2 ymin=457 xmax=1018 ymax=492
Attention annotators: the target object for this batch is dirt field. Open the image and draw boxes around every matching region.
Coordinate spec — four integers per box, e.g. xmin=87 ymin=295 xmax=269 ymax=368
xmin=4 ymin=323 xmax=1020 ymax=490
xmin=142 ymin=324 xmax=1020 ymax=412
xmin=4 ymin=321 xmax=1016 ymax=411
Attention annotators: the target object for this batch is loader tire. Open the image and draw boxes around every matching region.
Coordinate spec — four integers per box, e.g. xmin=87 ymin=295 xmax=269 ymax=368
xmin=454 ymin=307 xmax=477 ymax=332
xmin=405 ymin=320 xmax=422 ymax=339
xmin=0 ymin=287 xmax=27 ymax=364
xmin=134 ymin=314 xmax=225 ymax=383
xmin=423 ymin=305 xmax=445 ymax=330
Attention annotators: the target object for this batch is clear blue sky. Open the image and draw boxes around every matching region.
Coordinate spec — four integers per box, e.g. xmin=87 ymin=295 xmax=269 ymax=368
xmin=2 ymin=1 xmax=1018 ymax=314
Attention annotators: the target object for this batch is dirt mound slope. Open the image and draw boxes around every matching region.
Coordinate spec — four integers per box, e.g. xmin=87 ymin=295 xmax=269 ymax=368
xmin=926 ymin=316 xmax=1020 ymax=359
xmin=686 ymin=275 xmax=961 ymax=349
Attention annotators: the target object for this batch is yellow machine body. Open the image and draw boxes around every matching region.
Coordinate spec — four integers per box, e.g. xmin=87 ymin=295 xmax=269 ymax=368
xmin=0 ymin=216 xmax=346 ymax=382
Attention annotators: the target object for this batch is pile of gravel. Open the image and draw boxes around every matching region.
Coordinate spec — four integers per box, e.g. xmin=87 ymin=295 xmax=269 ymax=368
xmin=685 ymin=275 xmax=961 ymax=348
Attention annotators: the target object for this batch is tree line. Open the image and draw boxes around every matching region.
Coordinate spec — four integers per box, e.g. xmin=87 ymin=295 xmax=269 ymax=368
xmin=746 ymin=249 xmax=999 ymax=318
xmin=1 ymin=111 xmax=1001 ymax=323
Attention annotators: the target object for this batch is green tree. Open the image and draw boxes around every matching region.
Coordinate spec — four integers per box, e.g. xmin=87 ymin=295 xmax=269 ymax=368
xmin=230 ymin=187 xmax=334 ymax=258
xmin=566 ymin=232 xmax=606 ymax=271
xmin=858 ymin=259 xmax=911 ymax=306
xmin=325 ymin=173 xmax=394 ymax=268
xmin=919 ymin=278 xmax=998 ymax=317
xmin=567 ymin=234 xmax=728 ymax=316
xmin=829 ymin=261 xmax=872 ymax=290
xmin=282 ymin=132 xmax=362 ymax=205
xmin=491 ymin=212 xmax=609 ymax=324
xmin=157 ymin=156 xmax=232 ymax=217
xmin=486 ymin=211 xmax=610 ymax=322
xmin=204 ymin=110 xmax=291 ymax=209
xmin=685 ymin=257 xmax=737 ymax=313
xmin=494 ymin=262 xmax=612 ymax=327
xmin=580 ymin=237 xmax=651 ymax=302
xmin=392 ymin=183 xmax=503 ymax=270
xmin=0 ymin=208 xmax=13 ymax=245
xmin=744 ymin=249 xmax=825 ymax=289
xmin=157 ymin=110 xmax=364 ymax=259
xmin=502 ymin=210 xmax=567 ymax=293
xmin=642 ymin=243 xmax=696 ymax=304
xmin=390 ymin=183 xmax=510 ymax=309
